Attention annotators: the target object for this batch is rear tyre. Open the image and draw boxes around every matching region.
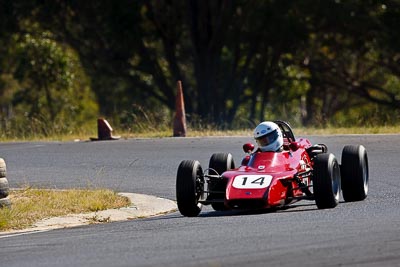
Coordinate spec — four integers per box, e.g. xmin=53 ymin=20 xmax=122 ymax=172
xmin=341 ymin=145 xmax=368 ymax=202
xmin=208 ymin=153 xmax=235 ymax=211
xmin=209 ymin=153 xmax=235 ymax=175
xmin=176 ymin=160 xmax=204 ymax=217
xmin=210 ymin=203 xmax=225 ymax=211
xmin=313 ymin=153 xmax=341 ymax=209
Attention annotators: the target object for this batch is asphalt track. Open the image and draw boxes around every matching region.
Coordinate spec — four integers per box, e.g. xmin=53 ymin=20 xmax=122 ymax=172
xmin=0 ymin=135 xmax=399 ymax=267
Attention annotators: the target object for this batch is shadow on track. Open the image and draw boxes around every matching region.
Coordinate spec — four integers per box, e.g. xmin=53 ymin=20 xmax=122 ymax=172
xmin=198 ymin=203 xmax=319 ymax=217
xmin=142 ymin=202 xmax=322 ymax=222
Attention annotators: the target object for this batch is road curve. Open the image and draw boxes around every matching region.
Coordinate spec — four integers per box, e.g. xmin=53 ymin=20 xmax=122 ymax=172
xmin=0 ymin=135 xmax=399 ymax=267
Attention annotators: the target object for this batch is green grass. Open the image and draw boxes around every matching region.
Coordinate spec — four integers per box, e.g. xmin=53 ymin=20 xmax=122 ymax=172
xmin=0 ymin=188 xmax=130 ymax=231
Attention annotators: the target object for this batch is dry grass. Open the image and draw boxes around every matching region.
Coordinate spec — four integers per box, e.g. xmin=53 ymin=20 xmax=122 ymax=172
xmin=46 ymin=126 xmax=400 ymax=140
xmin=1 ymin=125 xmax=399 ymax=142
xmin=47 ymin=126 xmax=400 ymax=141
xmin=0 ymin=188 xmax=130 ymax=231
xmin=294 ymin=126 xmax=400 ymax=135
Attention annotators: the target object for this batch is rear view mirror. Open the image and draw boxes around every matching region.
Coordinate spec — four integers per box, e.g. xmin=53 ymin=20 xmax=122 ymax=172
xmin=243 ymin=143 xmax=255 ymax=153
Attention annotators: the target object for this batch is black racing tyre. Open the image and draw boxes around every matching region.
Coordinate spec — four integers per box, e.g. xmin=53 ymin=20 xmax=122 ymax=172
xmin=0 ymin=158 xmax=6 ymax=178
xmin=341 ymin=145 xmax=369 ymax=202
xmin=176 ymin=160 xmax=204 ymax=217
xmin=208 ymin=153 xmax=235 ymax=176
xmin=313 ymin=153 xmax=341 ymax=209
xmin=208 ymin=153 xmax=235 ymax=211
xmin=0 ymin=177 xmax=9 ymax=198
xmin=0 ymin=197 xmax=11 ymax=209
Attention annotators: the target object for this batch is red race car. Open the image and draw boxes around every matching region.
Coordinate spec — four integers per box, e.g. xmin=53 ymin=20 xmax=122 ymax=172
xmin=176 ymin=120 xmax=369 ymax=217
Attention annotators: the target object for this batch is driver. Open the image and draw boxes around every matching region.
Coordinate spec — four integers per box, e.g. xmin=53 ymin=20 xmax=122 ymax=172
xmin=253 ymin=121 xmax=284 ymax=152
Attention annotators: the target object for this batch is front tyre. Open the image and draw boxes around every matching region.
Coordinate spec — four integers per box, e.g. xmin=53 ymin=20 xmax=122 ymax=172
xmin=176 ymin=160 xmax=204 ymax=217
xmin=313 ymin=153 xmax=341 ymax=209
xmin=341 ymin=145 xmax=368 ymax=202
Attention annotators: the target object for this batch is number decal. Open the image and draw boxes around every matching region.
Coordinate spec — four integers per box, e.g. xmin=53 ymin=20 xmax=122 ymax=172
xmin=232 ymin=175 xmax=273 ymax=189
xmin=252 ymin=177 xmax=264 ymax=185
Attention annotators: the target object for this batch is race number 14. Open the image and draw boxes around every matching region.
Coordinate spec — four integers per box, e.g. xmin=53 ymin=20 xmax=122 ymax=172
xmin=232 ymin=175 xmax=273 ymax=189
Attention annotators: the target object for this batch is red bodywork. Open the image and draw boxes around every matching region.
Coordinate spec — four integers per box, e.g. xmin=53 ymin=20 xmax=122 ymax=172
xmin=222 ymin=138 xmax=313 ymax=209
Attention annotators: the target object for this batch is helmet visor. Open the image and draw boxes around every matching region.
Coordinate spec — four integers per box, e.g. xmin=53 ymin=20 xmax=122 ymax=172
xmin=256 ymin=129 xmax=279 ymax=147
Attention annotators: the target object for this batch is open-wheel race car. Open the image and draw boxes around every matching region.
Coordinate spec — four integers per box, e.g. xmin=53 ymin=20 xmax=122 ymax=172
xmin=176 ymin=120 xmax=369 ymax=217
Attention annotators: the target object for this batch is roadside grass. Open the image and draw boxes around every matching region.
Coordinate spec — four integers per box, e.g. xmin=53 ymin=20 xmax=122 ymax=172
xmin=177 ymin=126 xmax=398 ymax=136
xmin=1 ymin=125 xmax=399 ymax=142
xmin=0 ymin=187 xmax=130 ymax=231
xmin=294 ymin=125 xmax=400 ymax=135
xmin=70 ymin=125 xmax=400 ymax=140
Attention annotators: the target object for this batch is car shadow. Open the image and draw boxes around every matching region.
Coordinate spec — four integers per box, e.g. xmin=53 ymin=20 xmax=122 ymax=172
xmin=198 ymin=200 xmax=349 ymax=217
xmin=198 ymin=203 xmax=318 ymax=217
xmin=141 ymin=201 xmax=347 ymax=221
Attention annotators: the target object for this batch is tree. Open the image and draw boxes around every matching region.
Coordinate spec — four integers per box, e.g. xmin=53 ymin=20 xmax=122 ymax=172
xmin=2 ymin=0 xmax=400 ymax=130
xmin=298 ymin=0 xmax=400 ymax=125
xmin=10 ymin=30 xmax=97 ymax=128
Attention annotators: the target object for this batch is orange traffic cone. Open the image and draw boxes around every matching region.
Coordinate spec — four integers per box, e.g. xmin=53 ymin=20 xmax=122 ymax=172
xmin=90 ymin=118 xmax=121 ymax=141
xmin=173 ymin=81 xmax=187 ymax=137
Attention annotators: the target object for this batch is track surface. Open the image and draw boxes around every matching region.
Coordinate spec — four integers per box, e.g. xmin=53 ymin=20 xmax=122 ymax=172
xmin=0 ymin=135 xmax=399 ymax=267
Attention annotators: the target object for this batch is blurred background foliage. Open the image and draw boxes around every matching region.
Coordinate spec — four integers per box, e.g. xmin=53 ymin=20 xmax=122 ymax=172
xmin=0 ymin=0 xmax=399 ymax=137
